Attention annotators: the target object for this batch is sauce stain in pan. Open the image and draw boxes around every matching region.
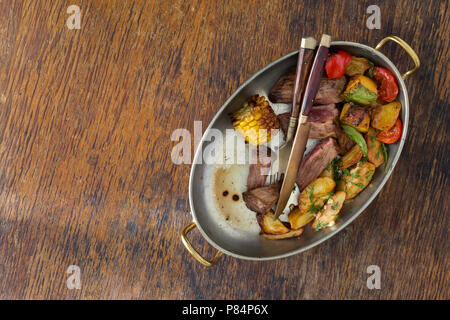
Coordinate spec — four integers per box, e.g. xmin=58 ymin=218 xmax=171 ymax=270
xmin=212 ymin=165 xmax=259 ymax=233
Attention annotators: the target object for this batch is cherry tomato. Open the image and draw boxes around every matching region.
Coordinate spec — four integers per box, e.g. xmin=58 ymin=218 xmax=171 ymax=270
xmin=377 ymin=118 xmax=403 ymax=144
xmin=325 ymin=50 xmax=352 ymax=78
xmin=373 ymin=67 xmax=398 ymax=102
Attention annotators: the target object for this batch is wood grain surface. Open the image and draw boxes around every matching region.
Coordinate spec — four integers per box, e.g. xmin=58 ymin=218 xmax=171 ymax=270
xmin=0 ymin=0 xmax=448 ymax=299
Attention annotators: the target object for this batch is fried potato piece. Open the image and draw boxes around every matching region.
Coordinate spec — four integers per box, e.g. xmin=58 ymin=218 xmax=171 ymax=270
xmin=257 ymin=210 xmax=304 ymax=240
xmin=262 ymin=228 xmax=304 ymax=240
xmin=312 ymin=191 xmax=346 ymax=230
xmin=339 ymin=144 xmax=363 ymax=170
xmin=366 ymin=127 xmax=385 ymax=167
xmin=290 ymin=177 xmax=336 ymax=230
xmin=320 ymin=164 xmax=334 ymax=178
xmin=337 ymin=162 xmax=376 ymax=199
xmin=298 ymin=177 xmax=335 ymax=210
xmin=301 ymin=177 xmax=336 ymax=200
xmin=288 ymin=207 xmax=316 ymax=230
xmin=370 ymin=101 xmax=401 ymax=131
xmin=340 ymin=102 xmax=370 ymax=133
xmin=256 ymin=210 xmax=290 ymax=235
xmin=299 ymin=178 xmax=335 ymax=212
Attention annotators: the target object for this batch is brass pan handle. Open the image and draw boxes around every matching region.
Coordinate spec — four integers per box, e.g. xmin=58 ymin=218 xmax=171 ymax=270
xmin=375 ymin=36 xmax=420 ymax=80
xmin=181 ymin=222 xmax=223 ymax=267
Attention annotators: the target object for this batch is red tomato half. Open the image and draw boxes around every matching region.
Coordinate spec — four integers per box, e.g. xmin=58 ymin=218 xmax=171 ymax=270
xmin=325 ymin=50 xmax=352 ymax=79
xmin=373 ymin=67 xmax=399 ymax=102
xmin=377 ymin=118 xmax=403 ymax=144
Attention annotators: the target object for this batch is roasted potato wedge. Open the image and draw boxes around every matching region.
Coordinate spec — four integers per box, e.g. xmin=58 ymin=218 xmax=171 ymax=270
xmin=298 ymin=177 xmax=335 ymax=212
xmin=262 ymin=228 xmax=304 ymax=240
xmin=302 ymin=177 xmax=336 ymax=198
xmin=320 ymin=164 xmax=334 ymax=178
xmin=289 ymin=207 xmax=316 ymax=230
xmin=370 ymin=101 xmax=401 ymax=131
xmin=340 ymin=102 xmax=370 ymax=133
xmin=337 ymin=162 xmax=376 ymax=199
xmin=366 ymin=128 xmax=385 ymax=167
xmin=290 ymin=193 xmax=331 ymax=230
xmin=339 ymin=144 xmax=363 ymax=169
xmin=345 ymin=57 xmax=371 ymax=76
xmin=293 ymin=177 xmax=336 ymax=229
xmin=312 ymin=191 xmax=346 ymax=230
xmin=256 ymin=210 xmax=290 ymax=235
xmin=258 ymin=210 xmax=305 ymax=240
xmin=299 ymin=192 xmax=330 ymax=213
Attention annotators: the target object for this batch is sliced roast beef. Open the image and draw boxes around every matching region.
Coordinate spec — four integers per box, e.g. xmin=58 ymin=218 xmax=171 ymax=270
xmin=308 ymin=104 xmax=339 ymax=139
xmin=277 ymin=112 xmax=291 ymax=136
xmin=296 ymin=137 xmax=339 ymax=191
xmin=268 ymin=67 xmax=296 ymax=103
xmin=242 ymin=182 xmax=281 ymax=214
xmin=247 ymin=146 xmax=272 ymax=190
xmin=268 ymin=68 xmax=346 ymax=104
xmin=313 ymin=77 xmax=346 ymax=105
xmin=277 ymin=104 xmax=338 ymax=139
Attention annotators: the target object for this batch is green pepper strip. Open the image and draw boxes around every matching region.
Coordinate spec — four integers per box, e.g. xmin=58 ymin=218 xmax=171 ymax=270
xmin=341 ymin=125 xmax=368 ymax=157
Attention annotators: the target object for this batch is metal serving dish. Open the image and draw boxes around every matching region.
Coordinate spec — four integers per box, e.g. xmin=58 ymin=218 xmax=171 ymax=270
xmin=181 ymin=36 xmax=420 ymax=266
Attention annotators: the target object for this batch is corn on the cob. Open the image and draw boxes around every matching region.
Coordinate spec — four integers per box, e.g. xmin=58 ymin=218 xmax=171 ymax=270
xmin=231 ymin=95 xmax=280 ymax=145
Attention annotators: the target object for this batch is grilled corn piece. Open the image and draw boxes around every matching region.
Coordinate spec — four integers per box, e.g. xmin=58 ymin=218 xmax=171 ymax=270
xmin=231 ymin=95 xmax=280 ymax=145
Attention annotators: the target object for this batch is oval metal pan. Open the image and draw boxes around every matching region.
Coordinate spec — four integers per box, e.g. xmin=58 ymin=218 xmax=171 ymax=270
xmin=188 ymin=41 xmax=410 ymax=261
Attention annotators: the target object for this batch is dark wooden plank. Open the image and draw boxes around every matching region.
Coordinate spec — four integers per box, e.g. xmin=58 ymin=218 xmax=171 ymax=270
xmin=0 ymin=0 xmax=448 ymax=299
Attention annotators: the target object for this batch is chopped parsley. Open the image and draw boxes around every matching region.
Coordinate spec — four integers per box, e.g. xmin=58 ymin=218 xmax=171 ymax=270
xmin=314 ymin=220 xmax=326 ymax=231
xmin=351 ymin=172 xmax=360 ymax=179
xmin=365 ymin=170 xmax=375 ymax=180
xmin=330 ymin=158 xmax=342 ymax=182
xmin=308 ymin=204 xmax=323 ymax=214
xmin=349 ymin=181 xmax=365 ymax=188
xmin=308 ymin=185 xmax=315 ymax=202
xmin=325 ymin=191 xmax=334 ymax=201
xmin=376 ymin=145 xmax=382 ymax=159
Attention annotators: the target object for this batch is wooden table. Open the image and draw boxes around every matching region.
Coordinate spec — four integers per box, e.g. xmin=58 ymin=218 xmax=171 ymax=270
xmin=0 ymin=0 xmax=448 ymax=299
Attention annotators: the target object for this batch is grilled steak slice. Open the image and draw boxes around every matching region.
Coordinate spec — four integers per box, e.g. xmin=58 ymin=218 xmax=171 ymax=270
xmin=296 ymin=137 xmax=339 ymax=191
xmin=313 ymin=77 xmax=346 ymax=105
xmin=247 ymin=146 xmax=272 ymax=190
xmin=268 ymin=68 xmax=346 ymax=104
xmin=277 ymin=112 xmax=291 ymax=136
xmin=268 ymin=67 xmax=296 ymax=103
xmin=308 ymin=104 xmax=339 ymax=139
xmin=243 ymin=182 xmax=281 ymax=214
xmin=277 ymin=104 xmax=338 ymax=139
